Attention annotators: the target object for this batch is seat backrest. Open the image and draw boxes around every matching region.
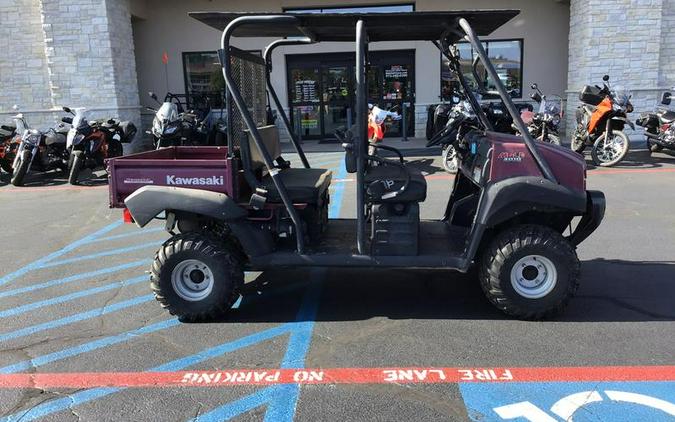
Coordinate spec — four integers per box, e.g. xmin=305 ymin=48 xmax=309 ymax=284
xmin=245 ymin=125 xmax=281 ymax=171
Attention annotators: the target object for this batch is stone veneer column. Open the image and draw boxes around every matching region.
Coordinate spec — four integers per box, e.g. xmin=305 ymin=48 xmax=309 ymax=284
xmin=0 ymin=0 xmax=53 ymax=114
xmin=566 ymin=0 xmax=669 ymax=139
xmin=0 ymin=0 xmax=140 ymax=150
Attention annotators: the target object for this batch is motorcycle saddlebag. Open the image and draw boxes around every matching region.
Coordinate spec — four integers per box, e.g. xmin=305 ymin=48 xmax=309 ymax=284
xmin=579 ymin=85 xmax=603 ymax=106
xmin=118 ymin=121 xmax=137 ymax=143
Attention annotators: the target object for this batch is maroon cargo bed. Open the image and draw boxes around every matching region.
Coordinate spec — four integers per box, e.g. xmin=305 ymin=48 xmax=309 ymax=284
xmin=107 ymin=146 xmax=235 ymax=208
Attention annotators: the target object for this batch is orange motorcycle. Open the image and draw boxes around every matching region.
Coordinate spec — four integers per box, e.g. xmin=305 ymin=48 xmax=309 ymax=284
xmin=571 ymin=75 xmax=634 ymax=167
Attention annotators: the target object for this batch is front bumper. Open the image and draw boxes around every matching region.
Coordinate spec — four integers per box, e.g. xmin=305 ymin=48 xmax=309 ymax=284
xmin=570 ymin=190 xmax=606 ymax=245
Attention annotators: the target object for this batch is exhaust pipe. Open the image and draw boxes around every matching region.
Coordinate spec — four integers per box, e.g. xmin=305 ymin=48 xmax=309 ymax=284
xmin=643 ymin=131 xmax=661 ymax=140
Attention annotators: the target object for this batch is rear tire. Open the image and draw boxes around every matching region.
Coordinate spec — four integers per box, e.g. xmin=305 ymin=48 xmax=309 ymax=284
xmin=10 ymin=150 xmax=31 ymax=187
xmin=150 ymin=233 xmax=244 ymax=322
xmin=68 ymin=150 xmax=84 ymax=185
xmin=479 ymin=225 xmax=580 ymax=320
xmin=591 ymin=130 xmax=630 ymax=167
xmin=647 ymin=139 xmax=663 ymax=153
xmin=0 ymin=160 xmax=12 ymax=174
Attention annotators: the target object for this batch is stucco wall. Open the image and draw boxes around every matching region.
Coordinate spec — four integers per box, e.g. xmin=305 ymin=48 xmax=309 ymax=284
xmin=131 ymin=0 xmax=570 ymax=138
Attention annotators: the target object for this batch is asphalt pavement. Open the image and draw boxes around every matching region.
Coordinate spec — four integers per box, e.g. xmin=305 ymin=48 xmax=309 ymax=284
xmin=0 ymin=147 xmax=673 ymax=421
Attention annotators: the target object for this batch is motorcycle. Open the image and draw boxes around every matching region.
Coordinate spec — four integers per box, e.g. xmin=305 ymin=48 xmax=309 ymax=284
xmin=0 ymin=122 xmax=17 ymax=174
xmin=517 ymin=83 xmax=562 ymax=145
xmin=425 ymin=97 xmax=481 ymax=173
xmin=64 ymin=107 xmax=136 ymax=184
xmin=571 ymin=75 xmax=634 ymax=167
xmin=635 ymin=90 xmax=675 ymax=154
xmin=147 ymin=92 xmax=207 ymax=149
xmin=10 ymin=106 xmax=70 ymax=186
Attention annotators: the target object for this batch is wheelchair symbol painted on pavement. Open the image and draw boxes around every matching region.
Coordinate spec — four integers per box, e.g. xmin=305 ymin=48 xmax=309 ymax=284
xmin=494 ymin=389 xmax=675 ymax=421
xmin=459 ymin=381 xmax=675 ymax=422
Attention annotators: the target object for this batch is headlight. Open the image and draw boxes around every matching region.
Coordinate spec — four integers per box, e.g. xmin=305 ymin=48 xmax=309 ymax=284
xmin=72 ymin=134 xmax=85 ymax=145
xmin=163 ymin=125 xmax=178 ymax=136
xmin=25 ymin=133 xmax=40 ymax=145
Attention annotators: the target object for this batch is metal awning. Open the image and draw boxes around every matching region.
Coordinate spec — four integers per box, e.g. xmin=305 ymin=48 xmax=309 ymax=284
xmin=189 ymin=11 xmax=519 ymax=42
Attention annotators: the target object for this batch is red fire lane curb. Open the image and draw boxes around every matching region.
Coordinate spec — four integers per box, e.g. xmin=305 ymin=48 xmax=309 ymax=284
xmin=0 ymin=366 xmax=673 ymax=389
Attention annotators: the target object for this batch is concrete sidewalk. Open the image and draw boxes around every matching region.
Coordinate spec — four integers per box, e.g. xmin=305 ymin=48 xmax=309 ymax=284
xmin=281 ymin=137 xmax=430 ymax=153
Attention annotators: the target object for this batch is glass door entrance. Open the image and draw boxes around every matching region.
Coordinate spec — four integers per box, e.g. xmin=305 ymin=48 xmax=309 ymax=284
xmin=287 ymin=50 xmax=415 ymax=141
xmin=322 ymin=66 xmax=352 ymax=137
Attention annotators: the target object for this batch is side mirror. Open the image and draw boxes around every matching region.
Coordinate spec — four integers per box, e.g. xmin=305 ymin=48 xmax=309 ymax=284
xmin=148 ymin=92 xmax=160 ymax=104
xmin=62 ymin=106 xmax=74 ymax=115
xmin=602 ymin=75 xmax=610 ymax=82
xmin=12 ymin=105 xmax=19 ymax=111
xmin=661 ymin=92 xmax=672 ymax=106
xmin=530 ymin=83 xmax=538 ymax=90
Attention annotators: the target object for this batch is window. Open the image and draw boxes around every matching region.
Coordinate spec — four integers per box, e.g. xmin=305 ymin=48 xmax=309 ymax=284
xmin=182 ymin=50 xmax=262 ymax=99
xmin=441 ymin=39 xmax=523 ymax=100
xmin=285 ymin=4 xmax=414 ymax=14
xmin=183 ymin=52 xmax=224 ymax=95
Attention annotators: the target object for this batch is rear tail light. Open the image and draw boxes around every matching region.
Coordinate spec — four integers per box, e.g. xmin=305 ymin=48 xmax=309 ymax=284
xmin=122 ymin=208 xmax=134 ymax=224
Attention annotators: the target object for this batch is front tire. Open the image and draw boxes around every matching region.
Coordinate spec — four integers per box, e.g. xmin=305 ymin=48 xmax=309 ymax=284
xmin=539 ymin=133 xmax=561 ymax=146
xmin=11 ymin=150 xmax=31 ymax=187
xmin=571 ymin=126 xmax=587 ymax=153
xmin=68 ymin=150 xmax=84 ymax=185
xmin=479 ymin=225 xmax=580 ymax=320
xmin=150 ymin=233 xmax=244 ymax=322
xmin=441 ymin=144 xmax=459 ymax=174
xmin=591 ymin=130 xmax=630 ymax=167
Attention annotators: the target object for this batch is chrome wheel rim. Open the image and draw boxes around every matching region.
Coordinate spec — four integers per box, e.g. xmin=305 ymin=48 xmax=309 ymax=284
xmin=510 ymin=255 xmax=557 ymax=299
xmin=171 ymin=259 xmax=214 ymax=301
xmin=443 ymin=146 xmax=458 ymax=173
xmin=597 ymin=134 xmax=624 ymax=162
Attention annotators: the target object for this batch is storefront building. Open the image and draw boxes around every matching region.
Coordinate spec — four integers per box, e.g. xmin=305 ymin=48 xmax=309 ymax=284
xmin=1 ymin=0 xmax=674 ymax=146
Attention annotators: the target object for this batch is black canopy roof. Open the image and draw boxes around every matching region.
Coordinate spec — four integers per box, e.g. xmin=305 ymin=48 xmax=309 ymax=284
xmin=188 ymin=11 xmax=519 ymax=42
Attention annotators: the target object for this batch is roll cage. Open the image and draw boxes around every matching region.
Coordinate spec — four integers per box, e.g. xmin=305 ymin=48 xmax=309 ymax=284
xmin=190 ymin=10 xmax=557 ymax=255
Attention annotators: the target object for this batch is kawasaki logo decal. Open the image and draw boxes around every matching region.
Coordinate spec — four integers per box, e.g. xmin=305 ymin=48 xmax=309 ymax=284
xmin=166 ymin=175 xmax=224 ymax=186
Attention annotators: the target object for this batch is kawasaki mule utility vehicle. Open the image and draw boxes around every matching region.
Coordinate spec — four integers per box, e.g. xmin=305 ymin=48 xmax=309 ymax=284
xmin=107 ymin=11 xmax=605 ymax=321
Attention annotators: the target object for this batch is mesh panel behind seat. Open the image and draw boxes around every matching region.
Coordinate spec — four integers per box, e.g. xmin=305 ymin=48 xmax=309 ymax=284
xmin=227 ymin=49 xmax=267 ymax=150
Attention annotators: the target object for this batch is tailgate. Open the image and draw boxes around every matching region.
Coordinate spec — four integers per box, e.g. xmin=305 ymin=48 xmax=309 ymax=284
xmin=107 ymin=146 xmax=235 ymax=208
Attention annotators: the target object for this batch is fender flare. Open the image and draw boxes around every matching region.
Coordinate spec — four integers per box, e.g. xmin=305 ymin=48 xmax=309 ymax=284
xmin=476 ymin=176 xmax=587 ymax=228
xmin=124 ymin=185 xmax=247 ymax=228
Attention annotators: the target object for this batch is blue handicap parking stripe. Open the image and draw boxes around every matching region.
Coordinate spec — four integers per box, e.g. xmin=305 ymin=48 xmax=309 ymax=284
xmin=0 ymin=294 xmax=153 ymax=342
xmin=0 ymin=275 xmax=146 ymax=319
xmin=460 ymin=381 xmax=675 ymax=421
xmin=329 ymin=160 xmax=347 ymax=218
xmin=87 ymin=227 xmax=164 ymax=244
xmin=0 ymin=220 xmax=122 ymax=287
xmin=0 ymin=283 xmax=322 ymax=422
xmin=0 ymin=260 xmax=149 ymax=299
xmin=0 ymin=319 xmax=179 ymax=374
xmin=38 ymin=242 xmax=159 ymax=269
